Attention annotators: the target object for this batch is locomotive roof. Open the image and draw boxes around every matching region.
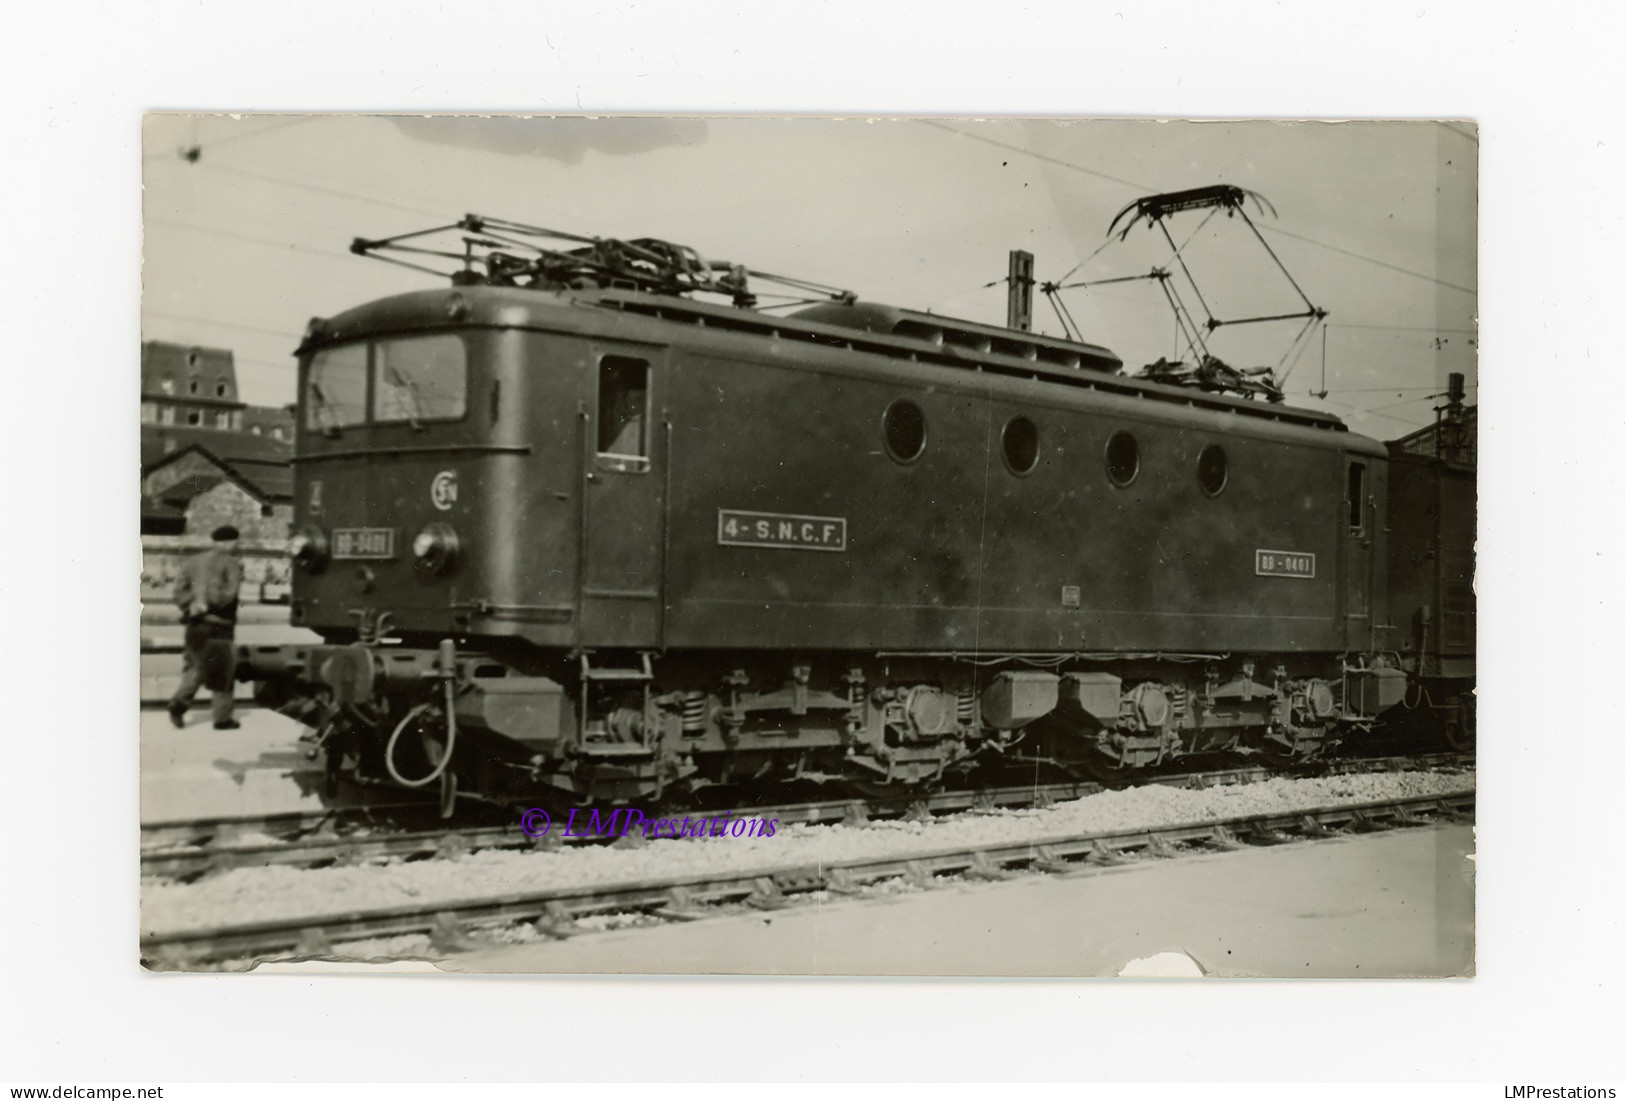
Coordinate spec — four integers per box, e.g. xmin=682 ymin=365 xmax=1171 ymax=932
xmin=786 ymin=300 xmax=1122 ymax=373
xmin=307 ymin=285 xmax=1362 ymax=437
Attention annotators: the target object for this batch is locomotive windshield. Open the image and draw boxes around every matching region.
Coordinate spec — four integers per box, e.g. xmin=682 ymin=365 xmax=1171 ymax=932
xmin=305 ymin=342 xmax=367 ymax=430
xmin=375 ymin=335 xmax=466 ymax=424
xmin=305 ymin=333 xmax=467 ymax=430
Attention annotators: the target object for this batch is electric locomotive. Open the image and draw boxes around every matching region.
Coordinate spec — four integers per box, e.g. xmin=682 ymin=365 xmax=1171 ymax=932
xmin=241 ymin=211 xmax=1456 ymax=811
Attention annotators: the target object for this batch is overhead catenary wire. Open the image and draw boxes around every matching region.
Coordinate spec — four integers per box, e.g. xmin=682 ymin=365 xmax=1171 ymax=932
xmin=1258 ymin=223 xmax=1476 ymax=296
xmin=1288 ymin=384 xmax=1478 ymax=396
xmin=922 ymin=278 xmax=1003 ymax=311
xmin=1303 ymin=322 xmax=1479 ymax=400
xmin=146 ymin=215 xmax=353 ymax=262
xmin=143 ymin=117 xmax=318 ymax=163
xmin=1328 ymin=323 xmax=1478 ymax=334
xmin=196 ymin=160 xmax=455 ymax=222
xmin=918 ymin=119 xmax=1151 ymax=193
xmin=1311 ymin=395 xmax=1440 ymax=429
xmin=227 ymin=356 xmax=298 ymax=375
xmin=201 ymin=117 xmax=317 ymax=150
xmin=919 ymin=121 xmax=1476 ymax=297
xmin=142 ymin=309 xmax=303 ymax=344
xmin=1361 ymin=392 xmax=1455 ymax=415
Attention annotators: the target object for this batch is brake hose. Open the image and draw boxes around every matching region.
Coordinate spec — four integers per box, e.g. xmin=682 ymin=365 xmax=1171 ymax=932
xmin=383 ymin=691 xmax=459 ymax=788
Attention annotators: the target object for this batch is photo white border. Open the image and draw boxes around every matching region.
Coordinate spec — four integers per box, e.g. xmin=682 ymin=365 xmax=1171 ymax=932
xmin=5 ymin=0 xmax=1616 ymax=1084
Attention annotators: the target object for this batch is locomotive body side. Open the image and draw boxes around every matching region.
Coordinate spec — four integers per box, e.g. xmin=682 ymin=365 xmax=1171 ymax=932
xmin=656 ymin=331 xmax=1389 ymax=656
xmin=287 ymin=286 xmax=1386 ymax=659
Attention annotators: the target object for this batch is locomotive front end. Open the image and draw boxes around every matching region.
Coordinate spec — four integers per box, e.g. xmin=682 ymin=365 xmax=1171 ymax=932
xmin=242 ymin=289 xmax=584 ymax=809
xmin=287 ymin=293 xmax=549 ymax=641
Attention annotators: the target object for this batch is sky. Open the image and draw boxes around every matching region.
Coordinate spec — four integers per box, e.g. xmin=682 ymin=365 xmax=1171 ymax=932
xmin=142 ymin=115 xmax=1476 ymax=439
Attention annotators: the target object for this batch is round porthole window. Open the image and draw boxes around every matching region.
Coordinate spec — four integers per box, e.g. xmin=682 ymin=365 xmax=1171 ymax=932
xmin=1197 ymin=444 xmax=1228 ymax=496
xmin=1002 ymin=415 xmax=1040 ymax=475
xmin=1106 ymin=431 xmax=1139 ymax=487
xmin=883 ymin=399 xmax=927 ymax=463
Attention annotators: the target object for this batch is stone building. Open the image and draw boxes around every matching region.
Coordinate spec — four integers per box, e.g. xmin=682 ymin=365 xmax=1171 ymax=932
xmin=140 ymin=340 xmax=297 ymax=466
xmin=140 ymin=340 xmax=247 ymax=432
xmin=241 ymin=404 xmax=296 ymax=442
xmin=140 ymin=439 xmax=294 ymax=597
xmin=138 ymin=339 xmax=302 ymax=601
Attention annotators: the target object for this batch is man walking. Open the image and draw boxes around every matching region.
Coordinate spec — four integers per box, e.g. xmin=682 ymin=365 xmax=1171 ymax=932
xmin=167 ymin=524 xmax=244 ymax=731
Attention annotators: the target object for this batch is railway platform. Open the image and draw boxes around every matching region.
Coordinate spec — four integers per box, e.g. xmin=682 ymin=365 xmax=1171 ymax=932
xmin=138 ymin=607 xmax=319 ymax=707
xmin=445 ymin=822 xmax=1475 ymax=977
xmin=139 ymin=707 xmax=331 ymax=825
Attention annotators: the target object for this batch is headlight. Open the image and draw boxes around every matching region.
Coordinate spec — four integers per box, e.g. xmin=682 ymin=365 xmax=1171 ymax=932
xmin=289 ymin=526 xmax=328 ymax=572
xmin=412 ymin=523 xmax=459 ymax=575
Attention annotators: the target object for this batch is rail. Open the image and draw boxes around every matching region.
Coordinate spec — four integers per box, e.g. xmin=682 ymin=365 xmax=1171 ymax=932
xmin=140 ymin=788 xmax=1473 ymax=967
xmin=141 ymin=754 xmax=1469 ymax=881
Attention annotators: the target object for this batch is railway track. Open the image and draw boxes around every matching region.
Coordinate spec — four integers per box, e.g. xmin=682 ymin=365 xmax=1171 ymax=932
xmin=140 ymin=752 xmax=1471 ymax=881
xmin=140 ymin=787 xmax=1474 ymax=968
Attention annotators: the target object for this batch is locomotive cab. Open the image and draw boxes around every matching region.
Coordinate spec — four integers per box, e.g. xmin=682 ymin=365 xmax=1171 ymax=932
xmin=288 ymin=289 xmax=671 ymax=654
xmin=260 ymin=288 xmax=685 ymax=805
xmin=292 ymin=322 xmax=487 ymax=641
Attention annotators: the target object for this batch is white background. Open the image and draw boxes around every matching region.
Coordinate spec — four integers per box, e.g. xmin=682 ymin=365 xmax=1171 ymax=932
xmin=4 ymin=0 xmax=1620 ymax=1085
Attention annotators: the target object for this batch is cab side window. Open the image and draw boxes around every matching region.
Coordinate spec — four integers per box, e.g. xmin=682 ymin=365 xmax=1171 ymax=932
xmin=597 ymin=356 xmax=650 ymax=462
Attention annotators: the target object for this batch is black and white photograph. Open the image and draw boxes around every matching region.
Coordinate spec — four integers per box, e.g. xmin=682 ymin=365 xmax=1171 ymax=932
xmin=138 ymin=115 xmax=1477 ymax=977
xmin=11 ymin=1 xmax=1625 ymax=1091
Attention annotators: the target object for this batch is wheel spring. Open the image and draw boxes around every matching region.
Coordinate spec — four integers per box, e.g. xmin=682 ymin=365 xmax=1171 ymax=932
xmin=681 ymin=691 xmax=708 ymax=733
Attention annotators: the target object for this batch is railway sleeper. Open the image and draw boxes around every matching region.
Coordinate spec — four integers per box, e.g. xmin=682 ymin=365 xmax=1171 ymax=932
xmin=1031 ymin=845 xmax=1077 ymax=875
xmin=964 ymin=851 xmax=1013 ymax=881
xmin=1088 ymin=840 xmax=1130 ymax=866
xmin=655 ymin=885 xmax=712 ymax=922
xmin=1204 ymin=825 xmax=1248 ymax=851
xmin=1145 ymin=834 xmax=1183 ymax=859
xmin=429 ymin=913 xmax=480 ymax=954
xmin=745 ymin=877 xmax=791 ymax=910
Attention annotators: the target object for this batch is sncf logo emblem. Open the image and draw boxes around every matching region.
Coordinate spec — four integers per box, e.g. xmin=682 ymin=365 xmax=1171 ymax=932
xmin=430 ymin=470 xmax=459 ymax=511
